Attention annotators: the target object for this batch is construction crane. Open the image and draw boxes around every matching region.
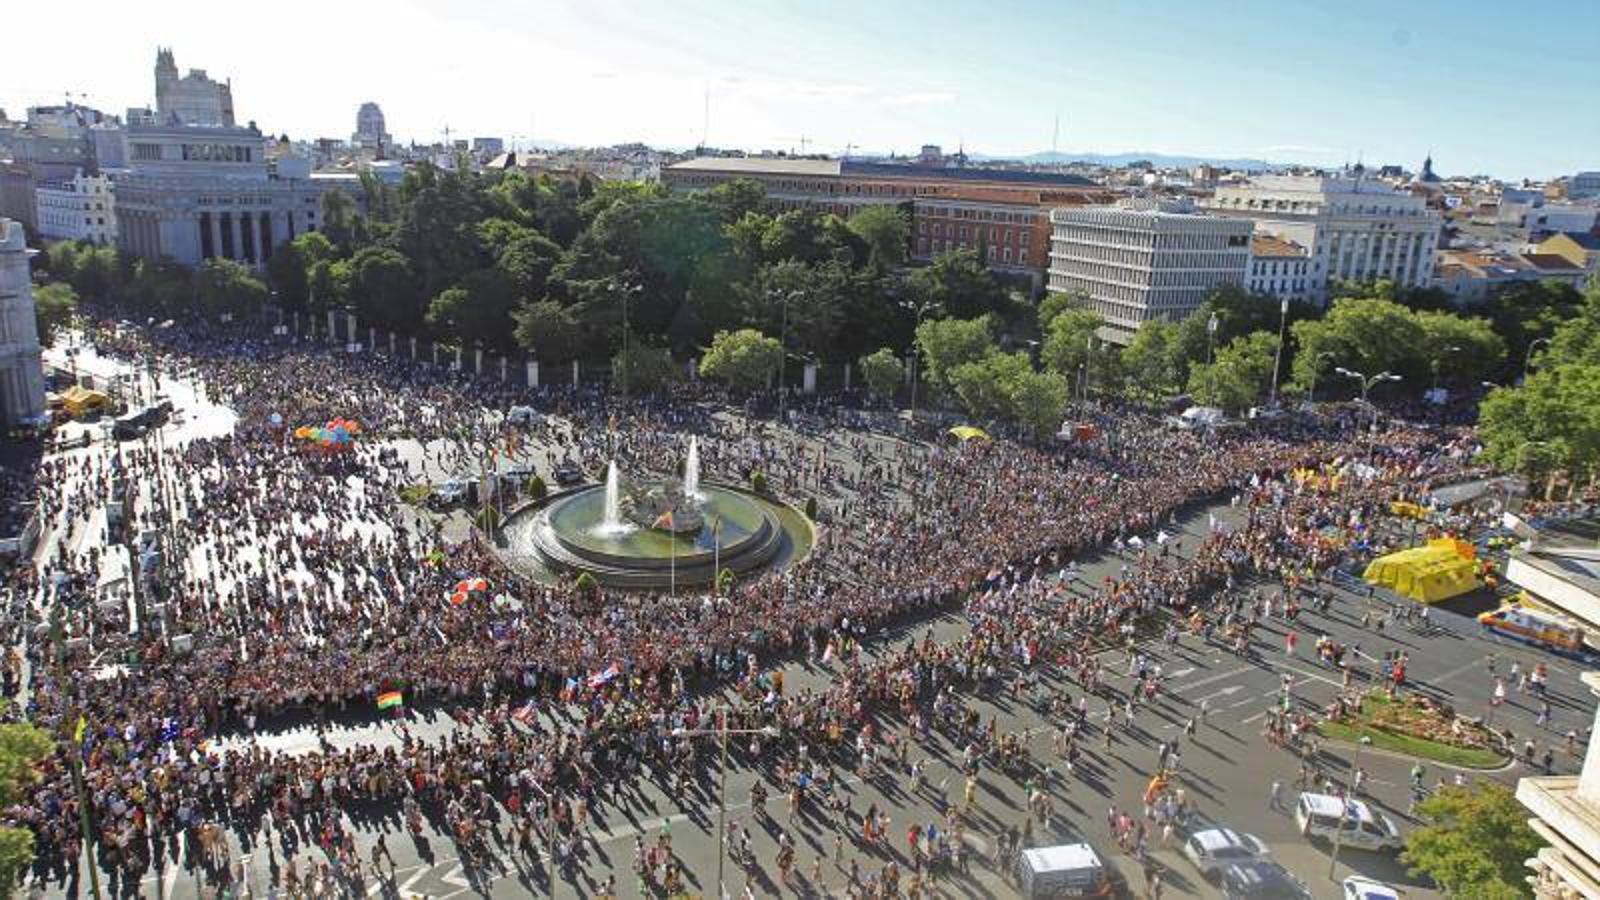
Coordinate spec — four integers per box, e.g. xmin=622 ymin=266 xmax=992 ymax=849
xmin=775 ymin=135 xmax=813 ymax=155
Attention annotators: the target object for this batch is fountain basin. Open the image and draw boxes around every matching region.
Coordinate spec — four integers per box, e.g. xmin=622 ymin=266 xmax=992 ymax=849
xmin=501 ymin=481 xmax=809 ymax=589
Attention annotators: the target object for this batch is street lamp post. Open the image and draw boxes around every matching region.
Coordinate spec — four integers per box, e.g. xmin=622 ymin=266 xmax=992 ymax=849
xmin=610 ymin=279 xmax=642 ymax=402
xmin=672 ymin=717 xmax=779 ymax=899
xmin=1522 ymin=337 xmax=1552 ymax=384
xmin=1327 ymin=735 xmax=1374 ymax=880
xmin=777 ymin=290 xmax=802 ymax=424
xmin=1431 ymin=344 xmax=1462 ymax=393
xmin=1334 ymin=367 xmax=1402 ymax=446
xmin=898 ymin=298 xmax=940 ymax=426
xmin=1206 ymin=312 xmax=1219 ymax=364
xmin=1269 ymin=298 xmax=1289 ymax=405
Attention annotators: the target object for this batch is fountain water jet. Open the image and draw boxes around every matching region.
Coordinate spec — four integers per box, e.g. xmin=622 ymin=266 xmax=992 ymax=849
xmin=594 ymin=460 xmax=634 ymax=536
xmin=683 ymin=437 xmax=702 ymax=502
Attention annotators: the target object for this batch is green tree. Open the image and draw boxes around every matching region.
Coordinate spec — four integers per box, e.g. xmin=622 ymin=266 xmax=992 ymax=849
xmin=1041 ymin=308 xmax=1103 ymax=380
xmin=740 ymin=260 xmax=845 ymax=362
xmin=1415 ymin=309 xmax=1506 ymax=388
xmin=513 ymin=299 xmax=582 ymax=363
xmin=846 ymin=205 xmax=910 ymax=271
xmin=1402 ymin=781 xmax=1541 ymax=898
xmin=193 ymin=258 xmax=268 ymax=317
xmin=701 ymin=178 xmax=768 ymax=225
xmin=425 ymin=267 xmax=522 ymax=351
xmin=319 ymin=188 xmax=360 ymax=250
xmin=947 ymin=351 xmax=1031 ymax=421
xmin=33 ymin=282 xmax=78 ymax=346
xmin=1008 ymin=369 xmax=1071 ymax=440
xmin=612 ymin=342 xmax=677 ymax=393
xmin=345 ymin=247 xmax=420 ymax=332
xmin=858 ymin=348 xmax=904 ymax=402
xmin=1120 ymin=319 xmax=1183 ymax=401
xmin=905 ymin=248 xmax=1010 ymax=321
xmin=0 ymin=724 xmax=52 ymax=894
xmin=1186 ymin=330 xmax=1278 ymax=414
xmin=700 ymin=328 xmax=783 ymax=392
xmin=1288 ymin=298 xmax=1424 ymax=392
xmin=1476 ymin=280 xmax=1584 ymax=377
xmin=67 ymin=244 xmax=118 ymax=302
xmin=1479 ymin=363 xmax=1600 ymax=483
xmin=914 ymin=316 xmax=995 ymax=393
xmin=1036 ymin=289 xmax=1089 ymax=335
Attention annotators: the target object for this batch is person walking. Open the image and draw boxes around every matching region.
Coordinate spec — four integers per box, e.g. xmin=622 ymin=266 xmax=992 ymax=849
xmin=1269 ymin=780 xmax=1282 ymax=812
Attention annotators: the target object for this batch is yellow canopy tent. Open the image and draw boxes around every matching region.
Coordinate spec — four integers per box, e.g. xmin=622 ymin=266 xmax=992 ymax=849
xmin=948 ymin=425 xmax=992 ymax=442
xmin=60 ymin=385 xmax=110 ymax=417
xmin=1362 ymin=537 xmax=1480 ymax=604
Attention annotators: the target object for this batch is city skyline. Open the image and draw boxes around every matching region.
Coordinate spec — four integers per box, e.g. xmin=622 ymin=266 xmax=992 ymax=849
xmin=6 ymin=0 xmax=1598 ymax=180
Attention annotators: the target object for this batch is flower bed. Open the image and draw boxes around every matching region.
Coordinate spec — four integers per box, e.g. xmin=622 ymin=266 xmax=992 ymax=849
xmin=1318 ymin=692 xmax=1508 ymax=769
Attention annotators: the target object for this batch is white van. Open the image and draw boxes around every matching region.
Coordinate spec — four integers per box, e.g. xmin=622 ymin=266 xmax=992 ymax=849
xmin=1016 ymin=843 xmax=1119 ymax=898
xmin=1294 ymin=793 xmax=1402 ymax=851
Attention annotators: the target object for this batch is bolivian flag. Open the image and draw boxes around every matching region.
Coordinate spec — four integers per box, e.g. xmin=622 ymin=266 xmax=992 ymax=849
xmin=376 ymin=691 xmax=404 ymax=711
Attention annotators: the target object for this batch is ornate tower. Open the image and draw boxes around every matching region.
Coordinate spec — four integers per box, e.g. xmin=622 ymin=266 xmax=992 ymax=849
xmin=154 ymin=47 xmax=177 ymax=116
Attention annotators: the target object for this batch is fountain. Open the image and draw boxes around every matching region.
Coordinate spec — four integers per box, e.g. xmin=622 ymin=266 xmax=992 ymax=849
xmin=593 ymin=461 xmax=635 ymax=537
xmin=501 ymin=442 xmax=812 ymax=589
xmin=683 ymin=437 xmax=702 ymax=502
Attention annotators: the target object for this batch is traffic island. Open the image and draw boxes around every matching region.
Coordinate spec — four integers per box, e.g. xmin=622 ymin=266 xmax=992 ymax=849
xmin=1317 ymin=691 xmax=1510 ymax=769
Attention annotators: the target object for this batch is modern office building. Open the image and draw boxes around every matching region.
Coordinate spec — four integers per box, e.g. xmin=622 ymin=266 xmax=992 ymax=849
xmin=1047 ymin=199 xmax=1253 ymax=343
xmin=1518 ymin=669 xmax=1600 ymax=898
xmin=154 ymin=48 xmax=235 ymax=127
xmin=1202 ymin=174 xmax=1441 ymax=303
xmin=0 ymin=219 xmax=46 ymax=427
xmin=34 ymin=170 xmax=117 ymax=244
xmin=1570 ymin=172 xmax=1600 ymax=200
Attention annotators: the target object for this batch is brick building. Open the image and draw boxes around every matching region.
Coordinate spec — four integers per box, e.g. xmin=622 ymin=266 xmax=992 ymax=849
xmin=911 ymin=186 xmax=1119 ymax=290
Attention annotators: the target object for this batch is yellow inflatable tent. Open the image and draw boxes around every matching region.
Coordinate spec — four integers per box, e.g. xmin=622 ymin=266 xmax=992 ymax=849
xmin=1362 ymin=538 xmax=1480 ymax=604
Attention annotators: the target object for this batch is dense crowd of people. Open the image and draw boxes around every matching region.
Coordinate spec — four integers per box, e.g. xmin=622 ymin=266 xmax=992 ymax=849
xmin=0 ymin=313 xmax=1521 ymax=897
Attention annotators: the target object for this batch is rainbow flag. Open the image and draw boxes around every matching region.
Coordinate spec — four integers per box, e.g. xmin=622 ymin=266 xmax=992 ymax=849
xmin=376 ymin=691 xmax=404 ymax=711
xmin=652 ymin=509 xmax=674 ymax=530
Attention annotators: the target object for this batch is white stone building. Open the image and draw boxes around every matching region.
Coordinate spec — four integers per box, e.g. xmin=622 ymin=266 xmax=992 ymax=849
xmin=1202 ymin=174 xmax=1441 ymax=304
xmin=116 ymin=123 xmax=359 ymax=268
xmin=34 ymin=170 xmax=117 ymax=244
xmin=1245 ymin=234 xmax=1311 ymax=301
xmin=0 ymin=219 xmax=46 ymax=427
xmin=1047 ymin=199 xmax=1253 ymax=344
xmin=1519 ymin=670 xmax=1600 ymax=898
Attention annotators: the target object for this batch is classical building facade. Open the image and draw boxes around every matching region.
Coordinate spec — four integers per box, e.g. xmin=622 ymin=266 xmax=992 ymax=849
xmin=34 ymin=170 xmax=117 ymax=244
xmin=1047 ymin=200 xmax=1253 ymax=344
xmin=154 ymin=48 xmax=235 ymax=127
xmin=0 ymin=219 xmax=46 ymax=427
xmin=1202 ymin=174 xmax=1440 ymax=303
xmin=1519 ymin=671 xmax=1600 ymax=898
xmin=116 ymin=123 xmax=358 ymax=267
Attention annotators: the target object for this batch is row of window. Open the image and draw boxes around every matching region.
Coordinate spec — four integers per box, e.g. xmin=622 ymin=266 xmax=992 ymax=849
xmin=916 ymin=237 xmax=1029 ymax=265
xmin=1214 ymin=196 xmax=1427 ymax=217
xmin=920 ymin=221 xmax=1025 ymax=245
xmin=918 ymin=206 xmax=1034 ymax=224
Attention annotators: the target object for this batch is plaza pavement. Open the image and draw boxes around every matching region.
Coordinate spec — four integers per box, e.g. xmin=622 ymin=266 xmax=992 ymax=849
xmin=25 ymin=344 xmax=1591 ymax=899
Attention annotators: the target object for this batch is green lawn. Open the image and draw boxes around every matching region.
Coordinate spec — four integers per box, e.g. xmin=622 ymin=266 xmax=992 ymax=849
xmin=1318 ymin=696 xmax=1509 ymax=769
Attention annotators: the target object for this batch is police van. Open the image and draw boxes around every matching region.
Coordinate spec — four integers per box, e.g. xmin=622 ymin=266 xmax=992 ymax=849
xmin=1016 ymin=843 xmax=1120 ymax=897
xmin=1294 ymin=793 xmax=1402 ymax=851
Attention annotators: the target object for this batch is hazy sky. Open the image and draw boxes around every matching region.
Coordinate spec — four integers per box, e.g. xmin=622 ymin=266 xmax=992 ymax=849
xmin=7 ymin=0 xmax=1596 ymax=180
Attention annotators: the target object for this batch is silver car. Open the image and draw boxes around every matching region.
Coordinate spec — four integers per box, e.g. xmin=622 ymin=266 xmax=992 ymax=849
xmin=1183 ymin=827 xmax=1272 ymax=877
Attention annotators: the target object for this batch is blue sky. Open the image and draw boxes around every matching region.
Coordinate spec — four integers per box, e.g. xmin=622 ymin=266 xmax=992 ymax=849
xmin=8 ymin=0 xmax=1596 ymax=179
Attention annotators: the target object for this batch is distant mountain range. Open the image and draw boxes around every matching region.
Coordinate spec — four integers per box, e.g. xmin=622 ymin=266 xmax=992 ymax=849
xmin=971 ymin=150 xmax=1288 ymax=170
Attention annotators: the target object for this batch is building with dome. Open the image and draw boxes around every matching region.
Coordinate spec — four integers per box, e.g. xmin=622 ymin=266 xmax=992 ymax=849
xmin=352 ymin=102 xmax=391 ymax=155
